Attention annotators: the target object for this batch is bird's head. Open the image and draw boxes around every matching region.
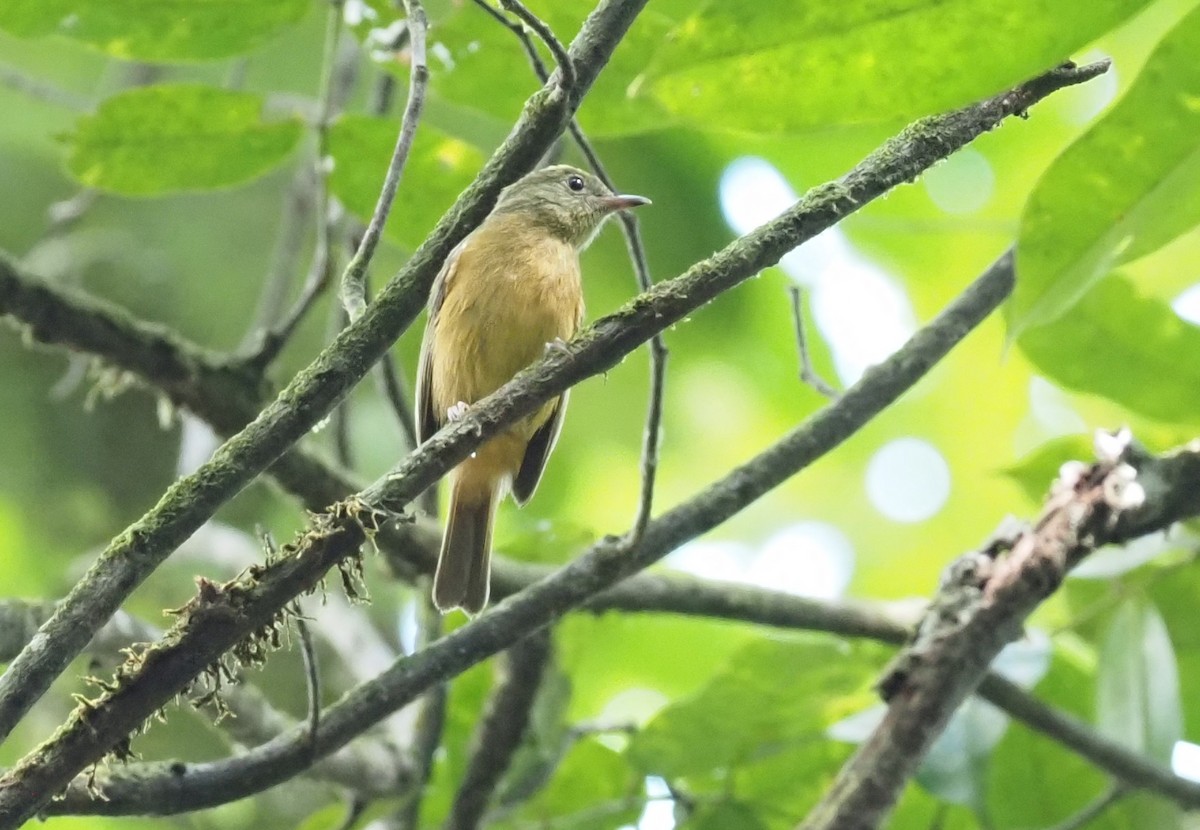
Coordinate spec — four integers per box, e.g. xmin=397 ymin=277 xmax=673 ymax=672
xmin=492 ymin=164 xmax=650 ymax=248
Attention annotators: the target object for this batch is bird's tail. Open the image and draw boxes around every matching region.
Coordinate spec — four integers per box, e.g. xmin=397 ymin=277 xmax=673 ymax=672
xmin=433 ymin=473 xmax=498 ymax=616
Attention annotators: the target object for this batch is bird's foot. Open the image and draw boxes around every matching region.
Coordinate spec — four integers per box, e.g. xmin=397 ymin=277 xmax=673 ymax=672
xmin=446 ymin=401 xmax=470 ymax=422
xmin=544 ymin=337 xmax=570 ymax=357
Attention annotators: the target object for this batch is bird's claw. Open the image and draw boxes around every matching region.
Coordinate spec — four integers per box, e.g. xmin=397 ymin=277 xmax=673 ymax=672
xmin=544 ymin=337 xmax=570 ymax=357
xmin=446 ymin=401 xmax=470 ymax=422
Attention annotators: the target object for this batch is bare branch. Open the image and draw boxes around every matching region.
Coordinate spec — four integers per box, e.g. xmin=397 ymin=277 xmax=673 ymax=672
xmin=0 ymin=61 xmax=91 ymax=110
xmin=446 ymin=631 xmax=553 ymax=830
xmin=0 ymin=0 xmax=652 ymax=758
xmin=340 ymin=0 xmax=429 ymax=323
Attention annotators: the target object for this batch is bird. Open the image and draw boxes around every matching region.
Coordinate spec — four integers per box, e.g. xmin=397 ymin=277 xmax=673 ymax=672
xmin=415 ymin=164 xmax=650 ymax=615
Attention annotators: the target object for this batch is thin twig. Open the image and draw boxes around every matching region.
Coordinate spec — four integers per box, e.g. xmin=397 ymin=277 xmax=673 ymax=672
xmin=497 ymin=0 xmax=575 ymax=92
xmin=0 ymin=62 xmax=91 ymax=110
xmin=296 ymin=618 xmax=321 ymax=762
xmin=340 ymin=0 xmax=429 ymax=322
xmin=1046 ymin=783 xmax=1129 ymax=830
xmin=788 ymin=285 xmax=839 ymax=398
xmin=238 ymin=166 xmax=318 ymax=352
xmin=473 ymin=0 xmax=668 ymax=540
xmin=247 ymin=3 xmax=351 ymax=367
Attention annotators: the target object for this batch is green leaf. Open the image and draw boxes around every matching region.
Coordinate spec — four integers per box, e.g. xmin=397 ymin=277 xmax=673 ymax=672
xmin=65 ymin=85 xmax=302 ymax=196
xmin=644 ymin=0 xmax=1150 ymax=133
xmin=1012 ymin=4 xmax=1200 ymax=335
xmin=627 ymin=636 xmax=882 ymax=778
xmin=987 ymin=652 xmax=1111 ymax=827
xmin=495 ymin=739 xmax=639 ymax=830
xmin=1096 ymin=598 xmax=1184 ymax=828
xmin=1097 ymin=597 xmax=1182 ymax=763
xmin=0 ymin=0 xmax=309 ymax=61
xmin=371 ymin=1 xmax=678 ymax=138
xmin=1001 ymin=434 xmax=1093 ymax=503
xmin=1019 ymin=275 xmax=1200 ymax=424
xmin=326 ymin=114 xmax=484 ymax=250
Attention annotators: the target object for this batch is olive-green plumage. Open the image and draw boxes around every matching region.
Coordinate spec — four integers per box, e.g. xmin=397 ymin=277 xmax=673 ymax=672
xmin=416 ymin=165 xmax=650 ymax=615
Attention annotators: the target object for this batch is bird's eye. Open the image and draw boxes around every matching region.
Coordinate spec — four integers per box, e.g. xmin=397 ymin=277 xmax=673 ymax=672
xmin=566 ymin=174 xmax=585 ymax=192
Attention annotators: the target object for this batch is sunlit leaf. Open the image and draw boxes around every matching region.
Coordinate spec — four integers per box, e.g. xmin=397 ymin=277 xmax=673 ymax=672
xmin=65 ymin=85 xmax=302 ymax=195
xmin=1096 ymin=598 xmax=1184 ymax=827
xmin=627 ymin=636 xmax=883 ymax=777
xmin=0 ymin=0 xmax=309 ymax=61
xmin=1019 ymin=275 xmax=1200 ymax=424
xmin=645 ymin=0 xmax=1150 ymax=133
xmin=1097 ymin=597 xmax=1182 ymax=762
xmin=1012 ymin=5 xmax=1200 ymax=335
xmin=326 ymin=114 xmax=484 ymax=249
xmin=494 ymin=739 xmax=639 ymax=830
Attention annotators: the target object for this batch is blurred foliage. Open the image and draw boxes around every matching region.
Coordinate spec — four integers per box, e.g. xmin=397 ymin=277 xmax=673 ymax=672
xmin=1 ymin=0 xmax=1200 ymax=828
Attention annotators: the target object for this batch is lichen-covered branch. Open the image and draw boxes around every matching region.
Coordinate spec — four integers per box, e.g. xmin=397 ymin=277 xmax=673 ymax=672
xmin=6 ymin=243 xmax=1013 ymax=822
xmin=798 ymin=434 xmax=1200 ymax=830
xmin=0 ymin=0 xmax=652 ymax=757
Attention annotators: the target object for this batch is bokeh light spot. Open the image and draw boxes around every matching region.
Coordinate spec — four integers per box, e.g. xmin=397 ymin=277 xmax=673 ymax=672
xmin=866 ymin=438 xmax=951 ymax=522
xmin=922 ymin=149 xmax=994 ymax=215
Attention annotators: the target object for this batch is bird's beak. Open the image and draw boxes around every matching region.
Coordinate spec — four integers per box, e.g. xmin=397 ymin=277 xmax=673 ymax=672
xmin=600 ymin=194 xmax=651 ymax=212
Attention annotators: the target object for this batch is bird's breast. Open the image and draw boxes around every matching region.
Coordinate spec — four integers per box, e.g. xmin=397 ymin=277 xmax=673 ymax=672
xmin=431 ymin=221 xmax=584 ymax=412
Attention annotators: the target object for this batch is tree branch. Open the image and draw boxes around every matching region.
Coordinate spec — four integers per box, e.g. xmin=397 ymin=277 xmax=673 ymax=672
xmin=12 ymin=242 xmax=1014 ymax=822
xmin=13 ymin=243 xmax=1197 ymax=811
xmin=0 ymin=599 xmax=409 ymax=799
xmin=0 ymin=0 xmax=652 ymax=755
xmin=446 ymin=630 xmax=553 ymax=830
xmin=798 ymin=433 xmax=1200 ymax=830
xmin=0 ymin=59 xmax=1109 ymax=822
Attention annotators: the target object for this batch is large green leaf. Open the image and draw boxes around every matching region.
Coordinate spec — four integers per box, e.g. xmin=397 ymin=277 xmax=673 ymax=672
xmin=493 ymin=739 xmax=639 ymax=830
xmin=627 ymin=636 xmax=882 ymax=778
xmin=1097 ymin=597 xmax=1182 ymax=762
xmin=65 ymin=85 xmax=303 ymax=195
xmin=0 ymin=0 xmax=308 ymax=61
xmin=362 ymin=0 xmax=680 ymax=138
xmin=644 ymin=0 xmax=1151 ymax=133
xmin=1012 ymin=4 xmax=1200 ymax=335
xmin=1096 ymin=598 xmax=1184 ymax=828
xmin=326 ymin=114 xmax=484 ymax=250
xmin=1019 ymin=275 xmax=1200 ymax=424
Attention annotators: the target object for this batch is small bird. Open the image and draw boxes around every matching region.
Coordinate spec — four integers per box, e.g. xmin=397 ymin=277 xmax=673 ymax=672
xmin=416 ymin=164 xmax=650 ymax=615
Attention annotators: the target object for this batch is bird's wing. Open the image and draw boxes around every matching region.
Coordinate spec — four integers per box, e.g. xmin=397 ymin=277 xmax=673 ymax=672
xmin=416 ymin=241 xmax=466 ymax=445
xmin=512 ymin=391 xmax=568 ymax=506
xmin=513 ymin=296 xmax=582 ymax=506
